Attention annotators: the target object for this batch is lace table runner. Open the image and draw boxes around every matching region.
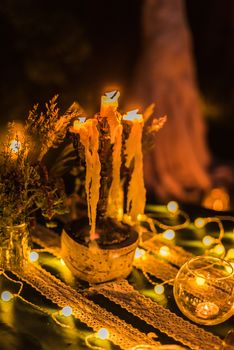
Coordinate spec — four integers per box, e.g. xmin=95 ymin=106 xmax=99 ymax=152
xmin=91 ymin=279 xmax=222 ymax=350
xmin=31 ymin=224 xmax=223 ymax=350
xmin=14 ymin=263 xmax=159 ymax=350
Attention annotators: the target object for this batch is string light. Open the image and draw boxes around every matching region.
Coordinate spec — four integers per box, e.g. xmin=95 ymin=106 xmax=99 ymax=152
xmin=194 ymin=218 xmax=205 ymax=229
xmin=159 ymin=246 xmax=170 ymax=257
xmin=9 ymin=139 xmax=21 ymax=153
xmin=134 ymin=248 xmax=145 ymax=259
xmin=225 ymin=265 xmax=233 ymax=275
xmin=60 ymin=258 xmax=66 ymax=266
xmin=213 ymin=244 xmax=225 ymax=256
xmin=137 ymin=214 xmax=143 ymax=221
xmin=163 ymin=229 xmax=175 ymax=240
xmin=1 ymin=291 xmax=13 ymax=302
xmin=97 ymin=328 xmax=109 ymax=340
xmin=85 ymin=329 xmax=110 ymax=350
xmin=202 ymin=235 xmax=214 ymax=247
xmin=195 ymin=277 xmax=206 ymax=286
xmin=167 ymin=201 xmax=179 ymax=214
xmin=61 ymin=306 xmax=73 ymax=317
xmin=226 ymin=249 xmax=234 ymax=260
xmin=29 ymin=251 xmax=39 ymax=262
xmin=154 ymin=284 xmax=165 ymax=295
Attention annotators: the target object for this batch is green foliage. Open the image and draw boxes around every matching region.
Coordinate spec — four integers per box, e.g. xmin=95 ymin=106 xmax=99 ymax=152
xmin=0 ymin=97 xmax=80 ymax=227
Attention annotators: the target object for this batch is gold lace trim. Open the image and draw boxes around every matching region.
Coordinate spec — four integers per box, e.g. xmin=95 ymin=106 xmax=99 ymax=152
xmin=14 ymin=263 xmax=159 ymax=350
xmin=140 ymin=235 xmax=194 ymax=267
xmin=90 ymin=279 xmax=222 ymax=350
xmin=31 ymin=225 xmax=222 ymax=349
xmin=133 ymin=252 xmax=178 ymax=283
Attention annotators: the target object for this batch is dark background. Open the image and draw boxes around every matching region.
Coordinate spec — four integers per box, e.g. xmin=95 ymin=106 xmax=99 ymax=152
xmin=0 ymin=0 xmax=233 ymax=162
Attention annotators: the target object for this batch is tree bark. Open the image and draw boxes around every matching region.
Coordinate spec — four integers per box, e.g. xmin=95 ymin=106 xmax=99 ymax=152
xmin=133 ymin=0 xmax=211 ymax=202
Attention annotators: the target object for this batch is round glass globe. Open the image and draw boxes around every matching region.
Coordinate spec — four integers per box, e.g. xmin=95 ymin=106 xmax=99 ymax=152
xmin=173 ymin=256 xmax=234 ymax=325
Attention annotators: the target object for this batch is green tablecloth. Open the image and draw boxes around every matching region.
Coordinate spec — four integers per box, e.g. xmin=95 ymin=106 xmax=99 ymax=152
xmin=0 ymin=204 xmax=233 ymax=350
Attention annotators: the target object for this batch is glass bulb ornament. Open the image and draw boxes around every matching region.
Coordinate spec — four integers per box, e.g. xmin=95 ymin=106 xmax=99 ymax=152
xmin=173 ymin=256 xmax=234 ymax=325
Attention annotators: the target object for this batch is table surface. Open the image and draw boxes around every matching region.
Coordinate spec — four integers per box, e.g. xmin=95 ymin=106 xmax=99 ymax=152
xmin=0 ymin=204 xmax=233 ymax=350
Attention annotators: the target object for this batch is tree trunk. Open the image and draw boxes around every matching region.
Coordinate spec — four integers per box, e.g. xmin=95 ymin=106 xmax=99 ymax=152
xmin=133 ymin=0 xmax=211 ymax=202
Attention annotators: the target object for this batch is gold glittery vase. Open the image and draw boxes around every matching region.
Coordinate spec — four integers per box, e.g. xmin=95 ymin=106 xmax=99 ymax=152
xmin=0 ymin=223 xmax=30 ymax=271
xmin=61 ymin=229 xmax=138 ymax=283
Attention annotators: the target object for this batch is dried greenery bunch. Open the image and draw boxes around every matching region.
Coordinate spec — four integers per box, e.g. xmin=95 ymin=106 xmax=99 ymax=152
xmin=0 ymin=96 xmax=80 ymax=227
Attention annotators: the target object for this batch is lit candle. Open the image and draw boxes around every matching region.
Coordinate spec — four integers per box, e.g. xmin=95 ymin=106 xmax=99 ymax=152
xmin=123 ymin=109 xmax=146 ymax=221
xmin=123 ymin=109 xmax=143 ymax=121
xmin=100 ymin=90 xmax=120 ymax=117
xmin=72 ymin=117 xmax=86 ymax=131
xmin=100 ymin=91 xmax=122 ymax=219
xmin=196 ymin=302 xmax=219 ymax=319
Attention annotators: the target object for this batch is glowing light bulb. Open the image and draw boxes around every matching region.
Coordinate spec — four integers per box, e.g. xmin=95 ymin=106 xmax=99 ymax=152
xmin=137 ymin=214 xmax=143 ymax=221
xmin=60 ymin=258 xmax=65 ymax=266
xmin=1 ymin=291 xmax=13 ymax=301
xmin=61 ymin=306 xmax=72 ymax=317
xmin=196 ymin=276 xmax=206 ymax=286
xmin=194 ymin=217 xmax=205 ymax=228
xmin=163 ymin=229 xmax=175 ymax=240
xmin=159 ymin=246 xmax=170 ymax=257
xmin=202 ymin=235 xmax=214 ymax=247
xmin=226 ymin=249 xmax=234 ymax=260
xmin=167 ymin=201 xmax=179 ymax=214
xmin=225 ymin=265 xmax=233 ymax=275
xmin=97 ymin=328 xmax=109 ymax=340
xmin=213 ymin=244 xmax=225 ymax=256
xmin=9 ymin=139 xmax=21 ymax=153
xmin=29 ymin=251 xmax=39 ymax=262
xmin=134 ymin=248 xmax=145 ymax=259
xmin=154 ymin=284 xmax=165 ymax=295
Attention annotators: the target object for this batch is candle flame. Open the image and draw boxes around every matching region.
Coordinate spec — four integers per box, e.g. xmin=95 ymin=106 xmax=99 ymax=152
xmin=104 ymin=90 xmax=120 ymax=101
xmin=123 ymin=109 xmax=142 ymax=121
xmin=73 ymin=117 xmax=86 ymax=130
xmin=79 ymin=117 xmax=86 ymax=123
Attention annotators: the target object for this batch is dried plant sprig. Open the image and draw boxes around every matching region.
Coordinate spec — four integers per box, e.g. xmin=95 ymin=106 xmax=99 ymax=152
xmin=0 ymin=97 xmax=77 ymax=227
xmin=26 ymin=96 xmax=81 ymax=161
xmin=142 ymin=103 xmax=167 ymax=152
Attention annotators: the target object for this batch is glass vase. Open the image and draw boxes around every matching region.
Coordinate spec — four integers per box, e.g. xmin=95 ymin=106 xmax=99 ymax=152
xmin=173 ymin=256 xmax=234 ymax=325
xmin=0 ymin=223 xmax=30 ymax=271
